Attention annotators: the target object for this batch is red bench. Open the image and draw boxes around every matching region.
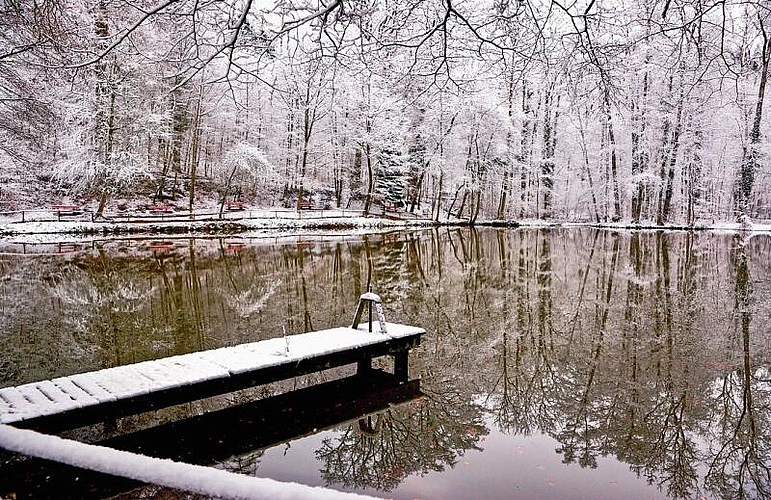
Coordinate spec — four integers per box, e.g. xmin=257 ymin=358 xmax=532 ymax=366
xmin=52 ymin=205 xmax=82 ymax=220
xmin=148 ymin=241 xmax=175 ymax=252
xmin=298 ymin=200 xmax=313 ymax=210
xmin=56 ymin=243 xmax=79 ymax=253
xmin=148 ymin=205 xmax=174 ymax=213
xmin=227 ymin=201 xmax=246 ymax=211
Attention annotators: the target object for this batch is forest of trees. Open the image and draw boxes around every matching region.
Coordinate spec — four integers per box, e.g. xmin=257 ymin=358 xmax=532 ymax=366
xmin=1 ymin=0 xmax=770 ymax=223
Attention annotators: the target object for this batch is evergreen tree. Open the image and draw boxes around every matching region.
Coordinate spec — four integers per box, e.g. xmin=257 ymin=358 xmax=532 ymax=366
xmin=375 ymin=136 xmax=407 ymax=208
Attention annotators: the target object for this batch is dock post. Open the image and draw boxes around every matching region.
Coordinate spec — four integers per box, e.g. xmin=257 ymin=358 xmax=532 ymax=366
xmin=394 ymin=351 xmax=409 ymax=381
xmin=357 ymin=357 xmax=372 ymax=375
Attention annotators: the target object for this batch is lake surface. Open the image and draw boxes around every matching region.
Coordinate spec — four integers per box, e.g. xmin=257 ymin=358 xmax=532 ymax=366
xmin=1 ymin=228 xmax=770 ymax=499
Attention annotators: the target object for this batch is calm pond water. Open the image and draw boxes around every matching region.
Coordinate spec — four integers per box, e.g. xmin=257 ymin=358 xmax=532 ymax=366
xmin=1 ymin=228 xmax=770 ymax=499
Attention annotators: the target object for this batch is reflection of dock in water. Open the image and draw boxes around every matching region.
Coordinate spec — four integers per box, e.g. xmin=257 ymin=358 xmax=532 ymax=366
xmin=0 ymin=371 xmax=423 ymax=499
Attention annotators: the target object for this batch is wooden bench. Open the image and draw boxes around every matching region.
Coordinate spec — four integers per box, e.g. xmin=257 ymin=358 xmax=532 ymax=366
xmin=51 ymin=205 xmax=82 ymax=220
xmin=147 ymin=241 xmax=175 ymax=252
xmin=226 ymin=201 xmax=246 ymax=211
xmin=148 ymin=205 xmax=174 ymax=213
xmin=298 ymin=200 xmax=313 ymax=210
xmin=56 ymin=243 xmax=79 ymax=254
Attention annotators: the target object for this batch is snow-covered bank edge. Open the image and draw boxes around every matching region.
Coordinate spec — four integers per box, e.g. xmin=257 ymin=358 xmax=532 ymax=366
xmin=515 ymin=219 xmax=771 ymax=234
xmin=0 ymin=215 xmax=437 ymax=237
xmin=3 ymin=214 xmax=771 ymax=247
xmin=0 ymin=424 xmax=376 ymax=499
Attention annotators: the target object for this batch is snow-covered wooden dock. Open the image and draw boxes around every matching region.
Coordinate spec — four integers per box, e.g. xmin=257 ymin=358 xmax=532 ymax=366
xmin=0 ymin=295 xmax=424 ymax=431
xmin=1 ymin=371 xmax=423 ymax=499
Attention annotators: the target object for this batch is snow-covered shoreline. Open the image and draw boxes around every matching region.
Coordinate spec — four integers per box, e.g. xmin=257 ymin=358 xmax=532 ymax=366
xmin=0 ymin=214 xmax=436 ymax=237
xmin=2 ymin=212 xmax=770 ymax=247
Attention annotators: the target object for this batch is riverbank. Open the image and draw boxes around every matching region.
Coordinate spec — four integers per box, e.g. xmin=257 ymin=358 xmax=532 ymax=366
xmin=2 ymin=206 xmax=770 ymax=243
xmin=0 ymin=207 xmax=441 ymax=237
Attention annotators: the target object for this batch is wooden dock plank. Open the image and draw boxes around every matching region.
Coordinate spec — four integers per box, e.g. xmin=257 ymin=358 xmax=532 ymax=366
xmin=0 ymin=388 xmax=35 ymax=419
xmin=68 ymin=374 xmax=118 ymax=404
xmin=154 ymin=354 xmax=232 ymax=383
xmin=16 ymin=386 xmax=53 ymax=409
xmin=49 ymin=378 xmax=100 ymax=408
xmin=33 ymin=381 xmax=75 ymax=407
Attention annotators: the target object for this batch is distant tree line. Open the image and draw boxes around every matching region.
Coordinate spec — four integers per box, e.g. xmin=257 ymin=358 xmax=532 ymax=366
xmin=0 ymin=0 xmax=769 ymax=223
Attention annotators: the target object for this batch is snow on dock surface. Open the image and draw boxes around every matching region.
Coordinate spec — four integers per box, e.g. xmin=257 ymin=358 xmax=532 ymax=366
xmin=0 ymin=423 xmax=377 ymax=499
xmin=0 ymin=322 xmax=424 ymax=425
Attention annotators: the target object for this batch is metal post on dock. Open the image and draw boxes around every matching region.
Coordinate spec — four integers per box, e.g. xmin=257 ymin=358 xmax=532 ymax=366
xmin=352 ymin=291 xmax=389 ymax=376
xmin=351 ymin=292 xmax=388 ymax=335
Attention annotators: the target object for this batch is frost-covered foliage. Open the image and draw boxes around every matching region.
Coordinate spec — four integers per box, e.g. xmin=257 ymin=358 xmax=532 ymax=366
xmin=217 ymin=143 xmax=277 ymax=185
xmin=55 ymin=152 xmax=151 ymax=197
xmin=1 ymin=0 xmax=770 ymax=223
xmin=214 ymin=143 xmax=278 ymax=210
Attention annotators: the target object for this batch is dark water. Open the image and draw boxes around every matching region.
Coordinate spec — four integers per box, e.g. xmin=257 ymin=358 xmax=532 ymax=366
xmin=1 ymin=228 xmax=770 ymax=499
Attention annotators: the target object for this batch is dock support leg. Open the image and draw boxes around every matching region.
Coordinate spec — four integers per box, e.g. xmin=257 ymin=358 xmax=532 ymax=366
xmin=394 ymin=351 xmax=409 ymax=382
xmin=357 ymin=357 xmax=371 ymax=375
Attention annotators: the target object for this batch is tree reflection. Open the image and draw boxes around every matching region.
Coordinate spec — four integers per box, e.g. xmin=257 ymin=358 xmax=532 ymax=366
xmin=553 ymin=232 xmax=620 ymax=470
xmin=3 ymin=229 xmax=771 ymax=498
xmin=704 ymin=235 xmax=771 ymax=499
xmin=316 ymin=395 xmax=487 ymax=491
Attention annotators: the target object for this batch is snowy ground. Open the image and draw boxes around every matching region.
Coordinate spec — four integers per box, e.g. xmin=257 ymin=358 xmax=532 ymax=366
xmin=3 ymin=205 xmax=771 ymax=245
xmin=0 ymin=208 xmax=437 ymax=241
xmin=516 ymin=218 xmax=771 ymax=233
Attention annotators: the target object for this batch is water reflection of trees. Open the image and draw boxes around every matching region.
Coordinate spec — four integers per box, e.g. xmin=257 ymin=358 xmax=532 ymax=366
xmin=703 ymin=236 xmax=771 ymax=499
xmin=316 ymin=395 xmax=487 ymax=491
xmin=386 ymin=228 xmax=771 ymax=499
xmin=2 ymin=230 xmax=771 ymax=498
xmin=505 ymin=231 xmax=766 ymax=499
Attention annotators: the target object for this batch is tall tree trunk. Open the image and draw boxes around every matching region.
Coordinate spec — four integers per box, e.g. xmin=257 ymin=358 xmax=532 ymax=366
xmin=331 ymin=112 xmax=343 ymax=207
xmin=188 ymin=92 xmax=203 ymax=212
xmin=363 ymin=141 xmax=374 ymax=215
xmin=541 ymin=85 xmax=560 ymax=219
xmin=684 ymin=109 xmax=703 ymax=226
xmin=434 ymin=173 xmax=443 ymax=222
xmin=736 ymin=17 xmax=770 ymax=220
xmin=283 ymin=99 xmax=296 ymax=199
xmin=631 ymin=72 xmax=649 ymax=223
xmin=93 ymin=1 xmax=115 ymax=218
xmin=604 ymin=95 xmax=621 ymax=221
xmin=349 ymin=148 xmax=362 ymax=207
xmin=498 ymin=59 xmax=516 ymax=220
xmin=660 ymin=84 xmax=685 ymax=224
xmin=578 ymin=114 xmax=601 ymax=223
xmin=519 ymin=82 xmax=534 ymax=218
xmin=655 ymin=75 xmax=675 ymax=225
